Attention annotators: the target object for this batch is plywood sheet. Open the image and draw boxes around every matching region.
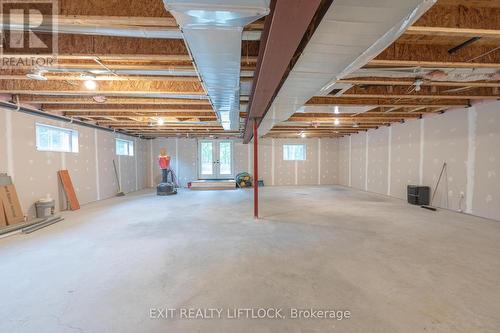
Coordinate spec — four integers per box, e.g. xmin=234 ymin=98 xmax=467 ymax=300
xmin=58 ymin=170 xmax=80 ymax=210
xmin=0 ymin=198 xmax=7 ymax=227
xmin=0 ymin=184 xmax=24 ymax=225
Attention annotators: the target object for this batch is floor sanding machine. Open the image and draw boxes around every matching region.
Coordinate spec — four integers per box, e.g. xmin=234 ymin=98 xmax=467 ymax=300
xmin=157 ymin=149 xmax=178 ymax=196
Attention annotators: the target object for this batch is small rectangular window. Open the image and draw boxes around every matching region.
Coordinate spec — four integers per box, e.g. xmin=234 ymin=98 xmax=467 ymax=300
xmin=36 ymin=123 xmax=79 ymax=153
xmin=116 ymin=139 xmax=134 ymax=156
xmin=283 ymin=144 xmax=306 ymax=161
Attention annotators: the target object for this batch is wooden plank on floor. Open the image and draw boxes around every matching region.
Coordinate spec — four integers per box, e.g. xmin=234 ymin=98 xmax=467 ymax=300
xmin=0 ymin=197 xmax=7 ymax=227
xmin=58 ymin=170 xmax=80 ymax=211
xmin=0 ymin=184 xmax=25 ymax=225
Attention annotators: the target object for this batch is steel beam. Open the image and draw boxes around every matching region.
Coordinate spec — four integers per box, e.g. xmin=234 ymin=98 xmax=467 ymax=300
xmin=243 ymin=0 xmax=330 ymax=143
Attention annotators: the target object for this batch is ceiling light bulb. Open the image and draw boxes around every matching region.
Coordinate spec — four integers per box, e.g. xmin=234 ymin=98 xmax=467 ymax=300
xmin=415 ymin=85 xmax=421 ymax=92
xmin=334 ymin=118 xmax=340 ymax=126
xmin=300 ymin=132 xmax=306 ymax=138
xmin=334 ymin=106 xmax=340 ymax=114
xmin=84 ymin=79 xmax=97 ymax=90
xmin=157 ymin=118 xmax=165 ymax=125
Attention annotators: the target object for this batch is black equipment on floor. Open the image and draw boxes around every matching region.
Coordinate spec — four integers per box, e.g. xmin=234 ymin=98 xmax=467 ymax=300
xmin=407 ymin=185 xmax=430 ymax=206
xmin=157 ymin=168 xmax=177 ymax=196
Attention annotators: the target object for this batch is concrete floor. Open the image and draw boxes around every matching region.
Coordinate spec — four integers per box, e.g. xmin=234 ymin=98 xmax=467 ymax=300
xmin=1 ymin=186 xmax=500 ymax=333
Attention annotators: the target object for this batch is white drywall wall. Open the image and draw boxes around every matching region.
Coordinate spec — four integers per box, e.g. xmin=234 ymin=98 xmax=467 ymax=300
xmin=150 ymin=137 xmax=339 ymax=187
xmin=350 ymin=132 xmax=366 ymax=190
xmin=338 ymin=137 xmax=350 ymax=186
xmin=472 ymin=102 xmax=500 ymax=221
xmin=0 ymin=108 xmax=151 ymax=218
xmin=390 ymin=118 xmax=421 ymax=199
xmin=367 ymin=126 xmax=389 ymax=195
xmin=338 ymin=100 xmax=500 ymax=221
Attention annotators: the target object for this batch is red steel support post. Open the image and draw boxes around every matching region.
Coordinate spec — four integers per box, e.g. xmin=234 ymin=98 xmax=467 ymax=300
xmin=253 ymin=119 xmax=259 ymax=219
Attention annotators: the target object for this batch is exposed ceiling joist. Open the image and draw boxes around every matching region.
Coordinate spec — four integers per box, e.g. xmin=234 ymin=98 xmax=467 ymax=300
xmin=371 ymin=42 xmax=500 ymax=68
xmin=1 ymin=0 xmax=498 ymax=138
xmin=306 ymin=97 xmax=470 ymax=107
xmin=339 ymin=78 xmax=500 ymax=88
xmin=342 ymin=86 xmax=498 ymax=100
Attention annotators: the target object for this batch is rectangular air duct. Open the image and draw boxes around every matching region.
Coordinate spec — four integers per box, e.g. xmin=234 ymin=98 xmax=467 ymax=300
xmin=163 ymin=0 xmax=269 ymax=130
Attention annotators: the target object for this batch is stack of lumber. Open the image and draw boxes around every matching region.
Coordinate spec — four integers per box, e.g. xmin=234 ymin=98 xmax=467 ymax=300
xmin=190 ymin=180 xmax=237 ymax=190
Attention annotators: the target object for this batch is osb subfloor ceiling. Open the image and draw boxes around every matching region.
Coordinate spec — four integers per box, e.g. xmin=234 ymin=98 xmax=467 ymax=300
xmin=1 ymin=0 xmax=499 ymax=139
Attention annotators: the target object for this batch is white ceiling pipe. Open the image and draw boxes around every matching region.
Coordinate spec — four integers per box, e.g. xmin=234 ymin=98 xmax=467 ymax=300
xmin=163 ymin=0 xmax=269 ymax=130
xmin=15 ymin=91 xmax=209 ymax=99
xmin=3 ymin=21 xmax=262 ymax=41
xmin=36 ymin=67 xmax=254 ymax=78
xmin=347 ymin=68 xmax=500 ymax=82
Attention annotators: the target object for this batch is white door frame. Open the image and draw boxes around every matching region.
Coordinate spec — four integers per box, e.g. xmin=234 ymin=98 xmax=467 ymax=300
xmin=197 ymin=139 xmax=234 ymax=179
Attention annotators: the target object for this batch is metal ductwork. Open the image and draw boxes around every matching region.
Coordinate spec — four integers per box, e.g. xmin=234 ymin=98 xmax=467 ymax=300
xmin=163 ymin=0 xmax=269 ymax=130
xmin=258 ymin=0 xmax=437 ymax=136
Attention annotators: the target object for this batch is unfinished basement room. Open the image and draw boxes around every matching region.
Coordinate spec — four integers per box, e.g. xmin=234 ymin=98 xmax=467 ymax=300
xmin=1 ymin=0 xmax=500 ymax=332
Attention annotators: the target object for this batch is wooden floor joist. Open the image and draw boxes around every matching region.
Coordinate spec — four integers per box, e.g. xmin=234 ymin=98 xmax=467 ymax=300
xmin=0 ymin=0 xmax=498 ymax=138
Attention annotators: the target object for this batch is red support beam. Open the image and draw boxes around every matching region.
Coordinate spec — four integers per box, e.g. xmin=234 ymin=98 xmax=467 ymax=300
xmin=253 ymin=119 xmax=259 ymax=219
xmin=243 ymin=0 xmax=333 ymax=143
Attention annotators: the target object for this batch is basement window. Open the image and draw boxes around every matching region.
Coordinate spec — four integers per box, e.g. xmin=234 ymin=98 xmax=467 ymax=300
xmin=36 ymin=123 xmax=79 ymax=153
xmin=116 ymin=139 xmax=134 ymax=156
xmin=283 ymin=144 xmax=306 ymax=161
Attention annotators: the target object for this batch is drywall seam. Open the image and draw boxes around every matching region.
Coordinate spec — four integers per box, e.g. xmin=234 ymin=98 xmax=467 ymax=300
xmin=387 ymin=126 xmax=392 ymax=196
xmin=5 ymin=110 xmax=14 ymax=180
xmin=318 ymin=138 xmax=321 ymax=185
xmin=348 ymin=136 xmax=352 ymax=187
xmin=175 ymin=137 xmax=179 ymax=182
xmin=466 ymin=107 xmax=477 ymax=214
xmin=135 ymin=138 xmax=139 ymax=191
xmin=118 ymin=155 xmax=122 ymax=193
xmin=294 ymin=161 xmax=298 ymax=185
xmin=365 ymin=133 xmax=369 ymax=191
xmin=271 ymin=138 xmax=275 ymax=185
xmin=150 ymin=140 xmax=154 ymax=187
xmin=61 ymin=152 xmax=66 ymax=170
xmin=94 ymin=129 xmax=101 ymax=200
xmin=419 ymin=118 xmax=425 ymax=185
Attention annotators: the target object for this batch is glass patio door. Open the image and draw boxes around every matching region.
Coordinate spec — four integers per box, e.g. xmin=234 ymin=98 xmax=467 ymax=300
xmin=198 ymin=140 xmax=234 ymax=179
